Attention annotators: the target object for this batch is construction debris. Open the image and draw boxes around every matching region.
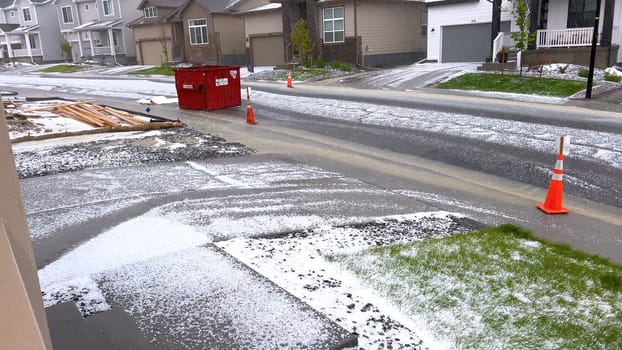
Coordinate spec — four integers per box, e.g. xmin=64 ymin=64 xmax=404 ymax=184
xmin=4 ymin=98 xmax=183 ymax=143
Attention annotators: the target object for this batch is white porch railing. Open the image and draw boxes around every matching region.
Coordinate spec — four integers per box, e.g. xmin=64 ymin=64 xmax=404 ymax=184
xmin=492 ymin=32 xmax=503 ymax=62
xmin=492 ymin=32 xmax=517 ymax=63
xmin=92 ymin=46 xmax=124 ymax=56
xmin=536 ymin=27 xmax=594 ymax=48
xmin=11 ymin=48 xmax=43 ymax=57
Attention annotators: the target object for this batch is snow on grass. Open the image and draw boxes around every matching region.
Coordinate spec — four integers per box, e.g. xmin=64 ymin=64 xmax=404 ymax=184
xmin=251 ymin=90 xmax=622 ymax=169
xmin=330 ymin=224 xmax=622 ymax=349
xmin=217 ymin=212 xmax=476 ymax=350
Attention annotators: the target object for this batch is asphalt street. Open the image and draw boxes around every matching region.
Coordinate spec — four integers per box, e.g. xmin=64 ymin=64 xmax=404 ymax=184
xmin=4 ymin=77 xmax=622 ymax=264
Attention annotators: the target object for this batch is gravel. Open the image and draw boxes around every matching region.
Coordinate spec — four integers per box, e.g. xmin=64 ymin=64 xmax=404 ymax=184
xmin=14 ymin=127 xmax=254 ymax=178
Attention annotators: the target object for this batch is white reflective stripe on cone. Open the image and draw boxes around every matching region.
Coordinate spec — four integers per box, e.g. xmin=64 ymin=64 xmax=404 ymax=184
xmin=555 ymin=160 xmax=563 ymax=170
xmin=552 ymin=173 xmax=564 ymax=181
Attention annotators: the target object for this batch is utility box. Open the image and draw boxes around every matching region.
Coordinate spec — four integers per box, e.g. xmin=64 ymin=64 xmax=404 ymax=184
xmin=174 ymin=65 xmax=241 ymax=111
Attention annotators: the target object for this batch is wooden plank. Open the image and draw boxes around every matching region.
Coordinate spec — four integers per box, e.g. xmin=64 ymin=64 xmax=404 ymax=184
xmin=22 ymin=100 xmax=98 ymax=112
xmin=66 ymin=105 xmax=117 ymax=128
xmin=102 ymin=107 xmax=145 ymax=126
xmin=58 ymin=106 xmax=105 ymax=127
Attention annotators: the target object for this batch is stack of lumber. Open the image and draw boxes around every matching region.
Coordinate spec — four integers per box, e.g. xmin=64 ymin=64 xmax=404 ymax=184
xmin=22 ymin=101 xmax=145 ymax=127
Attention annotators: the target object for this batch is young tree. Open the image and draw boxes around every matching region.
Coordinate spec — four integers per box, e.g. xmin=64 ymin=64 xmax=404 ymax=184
xmin=160 ymin=29 xmax=170 ymax=66
xmin=510 ymin=0 xmax=535 ymax=76
xmin=60 ymin=40 xmax=73 ymax=62
xmin=290 ymin=18 xmax=315 ymax=66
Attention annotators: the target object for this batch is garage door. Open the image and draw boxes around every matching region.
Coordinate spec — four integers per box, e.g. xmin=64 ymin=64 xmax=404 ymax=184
xmin=441 ymin=22 xmax=510 ymax=63
xmin=140 ymin=41 xmax=170 ymax=66
xmin=250 ymin=35 xmax=284 ymax=67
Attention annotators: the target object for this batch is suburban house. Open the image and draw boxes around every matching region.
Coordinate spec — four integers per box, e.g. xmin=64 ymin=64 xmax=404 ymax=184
xmin=426 ymin=0 xmax=621 ymax=67
xmin=53 ymin=0 xmax=141 ymax=64
xmin=0 ymin=0 xmax=65 ymax=63
xmin=275 ymin=0 xmax=428 ymax=67
xmin=229 ymin=0 xmax=285 ymax=67
xmin=128 ymin=0 xmax=186 ymax=65
xmin=129 ymin=0 xmax=247 ymax=66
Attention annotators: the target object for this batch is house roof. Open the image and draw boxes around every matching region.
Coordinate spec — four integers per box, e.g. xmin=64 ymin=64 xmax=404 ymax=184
xmin=137 ymin=0 xmax=184 ymax=9
xmin=7 ymin=24 xmax=40 ymax=33
xmin=245 ymin=3 xmax=281 ymax=12
xmin=73 ymin=19 xmax=123 ymax=31
xmin=176 ymin=0 xmax=243 ymax=13
xmin=425 ymin=0 xmax=478 ymax=7
xmin=0 ymin=0 xmax=53 ymax=7
xmin=0 ymin=23 xmax=19 ymax=32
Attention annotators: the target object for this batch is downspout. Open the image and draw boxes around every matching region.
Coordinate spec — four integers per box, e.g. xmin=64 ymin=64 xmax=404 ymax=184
xmin=354 ymin=0 xmax=359 ymax=66
xmin=108 ymin=27 xmax=118 ymax=65
xmin=24 ymin=32 xmax=35 ymax=65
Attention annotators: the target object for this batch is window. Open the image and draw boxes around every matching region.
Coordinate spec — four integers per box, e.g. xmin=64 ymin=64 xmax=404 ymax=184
xmin=189 ymin=18 xmax=208 ymax=45
xmin=112 ymin=31 xmax=118 ymax=46
xmin=85 ymin=4 xmax=89 ymax=10
xmin=10 ymin=11 xmax=14 ymax=17
xmin=29 ymin=35 xmax=37 ymax=49
xmin=421 ymin=11 xmax=428 ymax=36
xmin=144 ymin=7 xmax=157 ymax=18
xmin=102 ymin=0 xmax=113 ymax=16
xmin=323 ymin=7 xmax=344 ymax=43
xmin=62 ymin=6 xmax=74 ymax=24
xmin=567 ymin=0 xmax=597 ymax=28
xmin=22 ymin=8 xmax=32 ymax=22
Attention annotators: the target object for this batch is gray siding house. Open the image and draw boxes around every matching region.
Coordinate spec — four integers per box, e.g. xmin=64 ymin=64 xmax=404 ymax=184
xmin=0 ymin=0 xmax=64 ymax=63
xmin=52 ymin=0 xmax=141 ymax=64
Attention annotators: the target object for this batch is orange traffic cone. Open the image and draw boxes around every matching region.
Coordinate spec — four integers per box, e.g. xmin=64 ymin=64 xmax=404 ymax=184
xmin=246 ymin=87 xmax=256 ymax=125
xmin=246 ymin=99 xmax=256 ymax=125
xmin=287 ymin=70 xmax=293 ymax=88
xmin=537 ymin=152 xmax=569 ymax=214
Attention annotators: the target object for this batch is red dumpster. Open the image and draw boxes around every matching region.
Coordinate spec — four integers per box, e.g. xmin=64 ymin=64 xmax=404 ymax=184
xmin=174 ymin=65 xmax=241 ymax=111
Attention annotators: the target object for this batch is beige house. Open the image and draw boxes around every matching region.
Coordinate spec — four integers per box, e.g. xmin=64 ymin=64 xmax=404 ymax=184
xmin=128 ymin=0 xmax=185 ymax=65
xmin=276 ymin=0 xmax=428 ymax=67
xmin=130 ymin=0 xmax=247 ymax=65
xmin=229 ymin=0 xmax=285 ymax=67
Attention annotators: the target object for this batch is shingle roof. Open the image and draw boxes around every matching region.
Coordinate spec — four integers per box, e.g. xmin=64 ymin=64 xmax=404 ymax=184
xmin=0 ymin=23 xmax=19 ymax=32
xmin=139 ymin=0 xmax=184 ymax=8
xmin=0 ymin=0 xmax=14 ymax=8
xmin=195 ymin=0 xmax=228 ymax=12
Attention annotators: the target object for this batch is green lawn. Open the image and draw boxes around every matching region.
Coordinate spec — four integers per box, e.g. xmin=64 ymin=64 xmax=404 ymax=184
xmin=331 ymin=224 xmax=622 ymax=349
xmin=129 ymin=66 xmax=175 ymax=76
xmin=39 ymin=64 xmax=91 ymax=73
xmin=437 ymin=73 xmax=587 ymax=97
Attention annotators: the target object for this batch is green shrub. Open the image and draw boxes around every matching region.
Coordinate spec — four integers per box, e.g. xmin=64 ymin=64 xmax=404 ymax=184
xmin=315 ymin=56 xmax=325 ymax=69
xmin=302 ymin=56 xmax=313 ymax=68
xmin=339 ymin=63 xmax=352 ymax=72
xmin=578 ymin=68 xmax=589 ymax=78
xmin=329 ymin=60 xmax=341 ymax=69
xmin=605 ymin=72 xmax=622 ymax=83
